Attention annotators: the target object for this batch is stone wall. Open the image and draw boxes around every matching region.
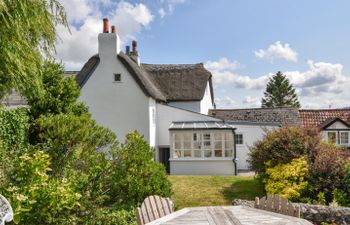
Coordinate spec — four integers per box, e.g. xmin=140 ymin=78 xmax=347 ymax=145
xmin=232 ymin=199 xmax=350 ymax=225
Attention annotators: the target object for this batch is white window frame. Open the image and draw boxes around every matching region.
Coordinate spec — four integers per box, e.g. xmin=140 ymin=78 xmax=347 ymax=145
xmin=340 ymin=131 xmax=349 ymax=146
xmin=235 ymin=133 xmax=243 ymax=145
xmin=171 ymin=130 xmax=234 ymax=160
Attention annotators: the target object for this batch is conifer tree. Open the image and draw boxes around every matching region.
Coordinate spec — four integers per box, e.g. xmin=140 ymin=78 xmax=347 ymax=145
xmin=261 ymin=71 xmax=300 ymax=108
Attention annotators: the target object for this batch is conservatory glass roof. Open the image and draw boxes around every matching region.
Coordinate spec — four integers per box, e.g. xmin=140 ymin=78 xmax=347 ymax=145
xmin=169 ymin=121 xmax=237 ymax=130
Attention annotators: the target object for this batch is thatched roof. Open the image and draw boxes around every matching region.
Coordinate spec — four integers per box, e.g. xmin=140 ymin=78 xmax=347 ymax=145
xmin=142 ymin=63 xmax=213 ymax=102
xmin=77 ymin=53 xmax=213 ymax=103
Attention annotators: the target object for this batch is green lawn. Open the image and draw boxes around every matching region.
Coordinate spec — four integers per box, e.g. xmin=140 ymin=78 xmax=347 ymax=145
xmin=169 ymin=176 xmax=264 ymax=210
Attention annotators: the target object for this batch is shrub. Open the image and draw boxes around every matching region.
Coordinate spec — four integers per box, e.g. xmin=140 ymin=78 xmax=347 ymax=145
xmin=0 ymin=149 xmax=81 ymax=224
xmin=264 ymin=157 xmax=309 ymax=201
xmin=308 ymin=143 xmax=347 ymax=203
xmin=110 ymin=131 xmax=172 ymax=207
xmin=333 ymin=162 xmax=350 ymax=206
xmin=26 ymin=61 xmax=87 ymax=119
xmin=86 ymin=207 xmax=136 ymax=225
xmin=31 ymin=113 xmax=117 ymax=174
xmin=0 ymin=107 xmax=29 ymax=151
xmin=248 ymin=126 xmax=319 ymax=177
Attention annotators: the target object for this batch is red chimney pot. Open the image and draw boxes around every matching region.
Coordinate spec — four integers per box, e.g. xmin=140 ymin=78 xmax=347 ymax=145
xmin=111 ymin=25 xmax=116 ymax=33
xmin=132 ymin=40 xmax=137 ymax=52
xmin=103 ymin=18 xmax=109 ymax=33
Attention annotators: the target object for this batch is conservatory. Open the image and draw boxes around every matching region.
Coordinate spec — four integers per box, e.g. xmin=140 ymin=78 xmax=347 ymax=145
xmin=169 ymin=121 xmax=237 ymax=175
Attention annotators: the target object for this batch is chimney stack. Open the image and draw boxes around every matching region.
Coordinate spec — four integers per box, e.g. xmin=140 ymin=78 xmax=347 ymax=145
xmin=132 ymin=40 xmax=138 ymax=54
xmin=126 ymin=46 xmax=130 ymax=55
xmin=99 ymin=18 xmax=120 ymax=60
xmin=111 ymin=25 xmax=116 ymax=33
xmin=103 ymin=18 xmax=109 ymax=33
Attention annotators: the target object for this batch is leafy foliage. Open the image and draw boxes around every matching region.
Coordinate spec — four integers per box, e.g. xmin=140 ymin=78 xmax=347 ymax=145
xmin=110 ymin=131 xmax=172 ymax=207
xmin=264 ymin=157 xmax=309 ymax=201
xmin=32 ymin=113 xmax=116 ymax=174
xmin=261 ymin=71 xmax=300 ymax=108
xmin=0 ymin=0 xmax=68 ymax=98
xmin=249 ymin=126 xmax=348 ymax=205
xmin=248 ymin=126 xmax=318 ymax=176
xmin=0 ymin=149 xmax=81 ymax=224
xmin=0 ymin=107 xmax=29 ymax=152
xmin=333 ymin=163 xmax=350 ymax=206
xmin=26 ymin=61 xmax=86 ymax=119
xmin=308 ymin=144 xmax=347 ymax=203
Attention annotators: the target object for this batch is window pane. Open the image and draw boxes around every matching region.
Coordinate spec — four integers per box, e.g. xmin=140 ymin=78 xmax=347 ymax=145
xmin=175 ymin=141 xmax=181 ymax=150
xmin=215 ymin=141 xmax=222 ymax=149
xmin=174 ymin=150 xmax=181 ymax=158
xmin=183 ymin=132 xmax=191 ymax=142
xmin=184 ymin=141 xmax=191 ymax=149
xmin=225 ymin=150 xmax=233 ymax=157
xmin=204 ymin=150 xmax=212 ymax=157
xmin=340 ymin=132 xmax=349 ymax=144
xmin=225 ymin=141 xmax=233 ymax=149
xmin=225 ymin=132 xmax=233 ymax=141
xmin=328 ymin=132 xmax=337 ymax=144
xmin=203 ymin=133 xmax=211 ymax=149
xmin=215 ymin=149 xmax=222 ymax=157
xmin=174 ymin=133 xmax=181 ymax=142
xmin=235 ymin=134 xmax=243 ymax=144
xmin=183 ymin=150 xmax=191 ymax=157
xmin=193 ymin=150 xmax=201 ymax=158
xmin=193 ymin=141 xmax=200 ymax=149
xmin=215 ymin=132 xmax=221 ymax=141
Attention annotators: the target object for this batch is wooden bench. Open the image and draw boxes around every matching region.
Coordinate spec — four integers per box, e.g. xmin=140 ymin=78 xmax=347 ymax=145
xmin=135 ymin=195 xmax=174 ymax=225
xmin=254 ymin=194 xmax=300 ymax=218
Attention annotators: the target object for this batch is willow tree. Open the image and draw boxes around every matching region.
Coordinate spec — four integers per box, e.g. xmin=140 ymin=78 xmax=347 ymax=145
xmin=0 ymin=0 xmax=68 ymax=98
xmin=261 ymin=71 xmax=300 ymax=108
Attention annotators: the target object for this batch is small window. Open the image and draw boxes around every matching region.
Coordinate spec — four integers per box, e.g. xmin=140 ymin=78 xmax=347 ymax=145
xmin=114 ymin=73 xmax=121 ymax=82
xmin=235 ymin=134 xmax=243 ymax=145
xmin=328 ymin=132 xmax=337 ymax=144
xmin=340 ymin=132 xmax=349 ymax=145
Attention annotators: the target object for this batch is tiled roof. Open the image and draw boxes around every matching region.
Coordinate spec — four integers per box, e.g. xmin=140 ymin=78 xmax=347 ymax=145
xmin=209 ymin=107 xmax=300 ymax=126
xmin=299 ymin=109 xmax=350 ymax=128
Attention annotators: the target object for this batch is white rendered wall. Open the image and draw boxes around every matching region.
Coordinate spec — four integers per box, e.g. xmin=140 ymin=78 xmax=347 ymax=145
xmin=200 ymin=82 xmax=214 ymax=114
xmin=167 ymin=82 xmax=213 ymax=114
xmin=324 ymin=121 xmax=349 ymax=129
xmin=156 ymin=104 xmax=221 ymax=146
xmin=234 ymin=124 xmax=278 ymax=170
xmin=148 ymin=98 xmax=156 ymax=147
xmin=79 ymin=33 xmax=150 ymax=144
xmin=168 ymin=101 xmax=201 ymax=113
xmin=170 ymin=159 xmax=235 ymax=175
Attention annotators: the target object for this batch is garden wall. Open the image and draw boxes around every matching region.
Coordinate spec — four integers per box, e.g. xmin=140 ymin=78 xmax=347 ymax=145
xmin=232 ymin=199 xmax=350 ymax=225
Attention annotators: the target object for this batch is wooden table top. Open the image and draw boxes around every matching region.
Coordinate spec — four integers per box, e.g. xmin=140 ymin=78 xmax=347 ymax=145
xmin=146 ymin=206 xmax=313 ymax=225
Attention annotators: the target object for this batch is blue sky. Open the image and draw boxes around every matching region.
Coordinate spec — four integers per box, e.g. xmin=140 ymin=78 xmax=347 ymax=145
xmin=56 ymin=0 xmax=350 ymax=109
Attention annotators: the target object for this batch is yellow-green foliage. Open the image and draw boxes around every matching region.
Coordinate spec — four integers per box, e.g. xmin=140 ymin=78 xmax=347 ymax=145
xmin=264 ymin=157 xmax=309 ymax=201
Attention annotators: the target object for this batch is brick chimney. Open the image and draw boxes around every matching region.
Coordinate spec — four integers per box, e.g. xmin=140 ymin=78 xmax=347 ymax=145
xmin=98 ymin=18 xmax=120 ymax=61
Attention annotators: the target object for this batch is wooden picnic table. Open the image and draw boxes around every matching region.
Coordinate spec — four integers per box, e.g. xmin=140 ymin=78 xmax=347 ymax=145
xmin=146 ymin=205 xmax=313 ymax=225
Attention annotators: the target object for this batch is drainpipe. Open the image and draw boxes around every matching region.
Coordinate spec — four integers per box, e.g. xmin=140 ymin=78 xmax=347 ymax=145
xmin=232 ymin=128 xmax=238 ymax=176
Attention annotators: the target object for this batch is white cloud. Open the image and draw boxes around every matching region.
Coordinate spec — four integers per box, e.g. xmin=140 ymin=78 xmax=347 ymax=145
xmin=158 ymin=0 xmax=187 ymax=18
xmin=204 ymin=58 xmax=269 ymax=89
xmin=55 ymin=0 xmax=154 ymax=69
xmin=207 ymin=57 xmax=350 ymax=108
xmin=158 ymin=8 xmax=166 ymax=18
xmin=254 ymin=41 xmax=298 ymax=62
xmin=215 ymin=96 xmax=237 ymax=108
xmin=205 ymin=57 xmax=241 ymax=71
xmin=242 ymin=96 xmax=260 ymax=107
xmin=285 ymin=60 xmax=346 ymax=88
